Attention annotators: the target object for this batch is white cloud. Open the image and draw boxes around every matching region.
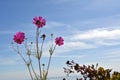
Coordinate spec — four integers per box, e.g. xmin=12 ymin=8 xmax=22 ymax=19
xmin=28 ymin=27 xmax=120 ymax=57
xmin=25 ymin=40 xmax=93 ymax=57
xmin=55 ymin=41 xmax=96 ymax=54
xmin=72 ymin=28 xmax=120 ymax=46
xmin=45 ymin=21 xmax=70 ymax=29
xmin=73 ymin=28 xmax=120 ymax=40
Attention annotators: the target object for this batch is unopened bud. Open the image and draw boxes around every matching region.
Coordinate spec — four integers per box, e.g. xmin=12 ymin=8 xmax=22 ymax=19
xmin=41 ymin=34 xmax=46 ymax=40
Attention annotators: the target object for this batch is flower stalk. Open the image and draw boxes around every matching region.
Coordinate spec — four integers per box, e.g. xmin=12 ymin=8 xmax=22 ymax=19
xmin=36 ymin=27 xmax=42 ymax=80
xmin=12 ymin=16 xmax=64 ymax=80
xmin=24 ymin=38 xmax=38 ymax=80
xmin=12 ymin=44 xmax=34 ymax=80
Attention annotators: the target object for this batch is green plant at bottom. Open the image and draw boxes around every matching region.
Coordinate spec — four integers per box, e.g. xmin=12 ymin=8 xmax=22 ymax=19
xmin=63 ymin=60 xmax=120 ymax=80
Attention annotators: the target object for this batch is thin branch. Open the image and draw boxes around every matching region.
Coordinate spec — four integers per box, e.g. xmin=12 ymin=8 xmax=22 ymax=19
xmin=16 ymin=45 xmax=34 ymax=80
xmin=24 ymin=39 xmax=38 ymax=80
xmin=46 ymin=45 xmax=56 ymax=77
xmin=36 ymin=28 xmax=42 ymax=80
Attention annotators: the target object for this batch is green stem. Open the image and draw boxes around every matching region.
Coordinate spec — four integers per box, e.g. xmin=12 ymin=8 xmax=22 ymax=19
xmin=17 ymin=50 xmax=33 ymax=80
xmin=27 ymin=66 xmax=34 ymax=80
xmin=46 ymin=55 xmax=52 ymax=75
xmin=24 ymin=40 xmax=38 ymax=80
xmin=36 ymin=28 xmax=42 ymax=80
xmin=42 ymin=64 xmax=45 ymax=79
xmin=12 ymin=44 xmax=33 ymax=79
xmin=46 ymin=45 xmax=56 ymax=77
xmin=29 ymin=56 xmax=38 ymax=80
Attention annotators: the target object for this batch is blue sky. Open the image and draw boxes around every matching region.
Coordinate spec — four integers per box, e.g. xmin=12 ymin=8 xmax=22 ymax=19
xmin=0 ymin=0 xmax=120 ymax=80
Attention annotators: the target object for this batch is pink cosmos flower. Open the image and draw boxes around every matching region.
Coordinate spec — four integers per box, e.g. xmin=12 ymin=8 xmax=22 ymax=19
xmin=13 ymin=32 xmax=25 ymax=44
xmin=55 ymin=37 xmax=64 ymax=46
xmin=33 ymin=16 xmax=46 ymax=28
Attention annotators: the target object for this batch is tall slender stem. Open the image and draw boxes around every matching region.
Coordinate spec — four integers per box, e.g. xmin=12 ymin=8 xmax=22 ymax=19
xmin=46 ymin=45 xmax=56 ymax=77
xmin=29 ymin=56 xmax=38 ymax=80
xmin=36 ymin=28 xmax=42 ymax=80
xmin=27 ymin=66 xmax=34 ymax=80
xmin=46 ymin=34 xmax=54 ymax=75
xmin=17 ymin=46 xmax=33 ymax=80
xmin=24 ymin=39 xmax=38 ymax=80
xmin=51 ymin=34 xmax=53 ymax=49
xmin=38 ymin=60 xmax=42 ymax=79
xmin=42 ymin=64 xmax=45 ymax=78
xmin=46 ymin=55 xmax=52 ymax=74
xmin=12 ymin=44 xmax=33 ymax=79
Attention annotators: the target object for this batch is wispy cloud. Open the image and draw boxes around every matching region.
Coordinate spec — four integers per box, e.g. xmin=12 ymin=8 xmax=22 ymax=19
xmin=4 ymin=18 xmax=120 ymax=58
xmin=55 ymin=41 xmax=96 ymax=55
xmin=73 ymin=28 xmax=120 ymax=40
xmin=45 ymin=21 xmax=69 ymax=28
xmin=85 ymin=0 xmax=120 ymax=10
xmin=0 ymin=55 xmax=22 ymax=66
xmin=26 ymin=40 xmax=92 ymax=57
xmin=90 ymin=49 xmax=120 ymax=71
xmin=72 ymin=28 xmax=120 ymax=46
xmin=35 ymin=24 xmax=120 ymax=57
xmin=50 ymin=0 xmax=79 ymax=4
xmin=0 ymin=71 xmax=28 ymax=80
xmin=53 ymin=55 xmax=85 ymax=58
xmin=102 ymin=50 xmax=120 ymax=60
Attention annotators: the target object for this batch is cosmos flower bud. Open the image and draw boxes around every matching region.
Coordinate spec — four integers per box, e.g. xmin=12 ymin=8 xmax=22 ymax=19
xmin=41 ymin=34 xmax=46 ymax=40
